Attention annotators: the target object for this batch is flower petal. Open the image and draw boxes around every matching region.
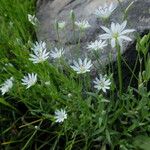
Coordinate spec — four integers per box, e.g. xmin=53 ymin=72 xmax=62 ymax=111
xmin=99 ymin=34 xmax=111 ymax=39
xmin=111 ymin=38 xmax=116 ymax=48
xmin=101 ymin=26 xmax=111 ymax=34
xmin=120 ymin=35 xmax=132 ymax=41
xmin=121 ymin=29 xmax=135 ymax=35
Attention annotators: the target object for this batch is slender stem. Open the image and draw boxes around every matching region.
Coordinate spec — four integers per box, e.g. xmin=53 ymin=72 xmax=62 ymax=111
xmin=108 ymin=52 xmax=113 ymax=75
xmin=144 ymin=54 xmax=147 ymax=69
xmin=144 ymin=54 xmax=148 ymax=88
xmin=116 ymin=41 xmax=122 ymax=96
xmin=122 ymin=57 xmax=138 ymax=81
xmin=77 ymin=28 xmax=84 ymax=57
xmin=21 ymin=121 xmax=43 ymax=150
xmin=56 ymin=28 xmax=60 ymax=44
xmin=129 ymin=54 xmax=139 ymax=86
xmin=19 ymin=118 xmax=43 ymax=128
xmin=78 ymin=28 xmax=82 ymax=48
xmin=124 ymin=1 xmax=135 ymax=21
xmin=71 ymin=16 xmax=76 ymax=42
xmin=55 ymin=21 xmax=62 ymax=47
xmin=102 ymin=17 xmax=109 ymax=25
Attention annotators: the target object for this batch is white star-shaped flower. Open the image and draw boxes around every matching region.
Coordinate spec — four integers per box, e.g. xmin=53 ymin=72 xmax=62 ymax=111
xmin=29 ymin=41 xmax=50 ymax=64
xmin=87 ymin=40 xmax=107 ymax=51
xmin=0 ymin=77 xmax=14 ymax=95
xmin=75 ymin=20 xmax=91 ymax=30
xmin=28 ymin=14 xmax=38 ymax=26
xmin=54 ymin=109 xmax=67 ymax=123
xmin=70 ymin=58 xmax=92 ymax=74
xmin=21 ymin=73 xmax=37 ymax=89
xmin=93 ymin=74 xmax=111 ymax=93
xmin=99 ymin=21 xmax=135 ymax=48
xmin=94 ymin=3 xmax=117 ymax=19
xmin=50 ymin=48 xmax=64 ymax=59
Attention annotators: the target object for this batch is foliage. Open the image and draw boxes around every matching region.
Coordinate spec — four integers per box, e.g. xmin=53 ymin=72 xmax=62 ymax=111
xmin=0 ymin=0 xmax=150 ymax=150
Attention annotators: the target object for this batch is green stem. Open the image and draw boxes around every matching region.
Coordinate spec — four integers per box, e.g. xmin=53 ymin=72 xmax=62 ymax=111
xmin=116 ymin=41 xmax=122 ymax=96
xmin=144 ymin=53 xmax=147 ymax=69
xmin=122 ymin=57 xmax=138 ymax=82
xmin=55 ymin=21 xmax=62 ymax=47
xmin=21 ymin=121 xmax=42 ymax=150
xmin=56 ymin=28 xmax=60 ymax=44
xmin=129 ymin=54 xmax=139 ymax=86
xmin=108 ymin=52 xmax=113 ymax=75
xmin=102 ymin=17 xmax=109 ymax=25
xmin=72 ymin=17 xmax=76 ymax=42
xmin=78 ymin=28 xmax=82 ymax=48
xmin=77 ymin=28 xmax=84 ymax=57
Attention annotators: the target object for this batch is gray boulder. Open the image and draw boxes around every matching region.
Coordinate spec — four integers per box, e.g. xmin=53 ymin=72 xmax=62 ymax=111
xmin=36 ymin=0 xmax=150 ymax=66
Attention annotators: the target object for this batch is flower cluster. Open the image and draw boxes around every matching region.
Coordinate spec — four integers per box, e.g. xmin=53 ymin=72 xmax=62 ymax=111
xmin=2 ymin=2 xmax=136 ymax=125
xmin=29 ymin=41 xmax=65 ymax=63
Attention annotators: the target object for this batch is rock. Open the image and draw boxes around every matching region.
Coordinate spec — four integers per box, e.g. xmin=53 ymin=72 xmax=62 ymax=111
xmin=36 ymin=0 xmax=118 ymax=60
xmin=36 ymin=0 xmax=150 ymax=67
xmin=36 ymin=0 xmax=118 ymax=44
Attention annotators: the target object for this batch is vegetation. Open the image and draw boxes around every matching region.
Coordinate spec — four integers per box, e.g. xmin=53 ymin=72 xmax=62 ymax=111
xmin=0 ymin=0 xmax=150 ymax=150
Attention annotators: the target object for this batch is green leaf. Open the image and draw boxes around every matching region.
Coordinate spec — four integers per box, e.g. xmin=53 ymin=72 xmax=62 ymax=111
xmin=105 ymin=129 xmax=111 ymax=144
xmin=145 ymin=56 xmax=150 ymax=80
xmin=133 ymin=135 xmax=150 ymax=150
xmin=0 ymin=98 xmax=18 ymax=112
xmin=136 ymin=33 xmax=150 ymax=55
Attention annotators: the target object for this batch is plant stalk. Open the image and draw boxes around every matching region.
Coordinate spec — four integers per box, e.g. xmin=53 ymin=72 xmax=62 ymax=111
xmin=116 ymin=41 xmax=122 ymax=96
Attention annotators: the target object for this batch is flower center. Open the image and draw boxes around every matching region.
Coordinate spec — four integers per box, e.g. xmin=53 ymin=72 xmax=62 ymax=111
xmin=80 ymin=65 xmax=85 ymax=72
xmin=99 ymin=81 xmax=104 ymax=88
xmin=113 ymin=32 xmax=119 ymax=39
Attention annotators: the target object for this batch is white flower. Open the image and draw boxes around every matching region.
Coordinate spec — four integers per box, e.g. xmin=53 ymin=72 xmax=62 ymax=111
xmin=94 ymin=3 xmax=117 ymax=19
xmin=87 ymin=40 xmax=107 ymax=51
xmin=50 ymin=48 xmax=64 ymax=59
xmin=21 ymin=73 xmax=37 ymax=89
xmin=58 ymin=21 xmax=66 ymax=29
xmin=70 ymin=58 xmax=92 ymax=74
xmin=0 ymin=77 xmax=14 ymax=95
xmin=93 ymin=74 xmax=111 ymax=92
xmin=28 ymin=14 xmax=38 ymax=26
xmin=75 ymin=20 xmax=91 ymax=30
xmin=99 ymin=21 xmax=135 ymax=48
xmin=54 ymin=109 xmax=67 ymax=123
xmin=31 ymin=41 xmax=46 ymax=53
xmin=29 ymin=41 xmax=50 ymax=63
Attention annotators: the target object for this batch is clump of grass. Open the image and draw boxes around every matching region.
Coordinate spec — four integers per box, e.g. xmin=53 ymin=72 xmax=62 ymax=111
xmin=0 ymin=0 xmax=150 ymax=150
